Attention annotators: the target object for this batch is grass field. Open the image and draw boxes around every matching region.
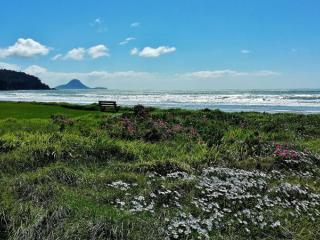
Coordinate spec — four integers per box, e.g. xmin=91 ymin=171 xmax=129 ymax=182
xmin=0 ymin=102 xmax=319 ymax=239
xmin=0 ymin=102 xmax=101 ymax=119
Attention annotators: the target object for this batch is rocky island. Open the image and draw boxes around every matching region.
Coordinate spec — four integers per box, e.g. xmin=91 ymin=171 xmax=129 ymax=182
xmin=55 ymin=79 xmax=90 ymax=90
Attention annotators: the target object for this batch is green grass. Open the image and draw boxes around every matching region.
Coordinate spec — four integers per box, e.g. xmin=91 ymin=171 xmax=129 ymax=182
xmin=0 ymin=102 xmax=320 ymax=239
xmin=0 ymin=102 xmax=101 ymax=119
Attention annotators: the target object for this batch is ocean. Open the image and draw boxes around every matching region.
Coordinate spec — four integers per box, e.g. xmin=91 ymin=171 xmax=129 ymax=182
xmin=1 ymin=89 xmax=320 ymax=113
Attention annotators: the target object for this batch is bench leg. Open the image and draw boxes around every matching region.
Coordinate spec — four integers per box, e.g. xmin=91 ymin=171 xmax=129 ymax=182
xmin=99 ymin=105 xmax=119 ymax=112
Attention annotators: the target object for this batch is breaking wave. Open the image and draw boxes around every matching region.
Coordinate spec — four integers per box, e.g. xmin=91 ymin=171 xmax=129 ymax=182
xmin=1 ymin=89 xmax=320 ymax=113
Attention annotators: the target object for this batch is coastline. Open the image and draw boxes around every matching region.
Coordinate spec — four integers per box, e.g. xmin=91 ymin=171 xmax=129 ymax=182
xmin=1 ymin=100 xmax=320 ymax=115
xmin=1 ymin=88 xmax=320 ymax=113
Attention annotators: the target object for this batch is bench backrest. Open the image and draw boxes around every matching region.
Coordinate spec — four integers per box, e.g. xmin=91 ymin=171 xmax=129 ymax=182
xmin=99 ymin=101 xmax=117 ymax=106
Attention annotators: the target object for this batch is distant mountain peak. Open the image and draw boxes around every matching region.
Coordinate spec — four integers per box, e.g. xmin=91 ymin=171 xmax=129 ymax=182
xmin=68 ymin=79 xmax=83 ymax=84
xmin=55 ymin=79 xmax=90 ymax=89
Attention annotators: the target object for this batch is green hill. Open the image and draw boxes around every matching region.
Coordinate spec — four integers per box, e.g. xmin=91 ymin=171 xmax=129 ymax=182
xmin=0 ymin=69 xmax=50 ymax=90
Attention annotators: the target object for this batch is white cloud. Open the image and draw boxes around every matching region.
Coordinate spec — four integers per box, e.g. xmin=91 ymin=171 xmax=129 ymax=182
xmin=240 ymin=49 xmax=251 ymax=54
xmin=53 ymin=45 xmax=109 ymax=61
xmin=0 ymin=62 xmax=20 ymax=71
xmin=119 ymin=37 xmax=136 ymax=45
xmin=24 ymin=65 xmax=48 ymax=75
xmin=130 ymin=48 xmax=139 ymax=55
xmin=250 ymin=70 xmax=281 ymax=77
xmin=131 ymin=46 xmax=176 ymax=58
xmin=91 ymin=18 xmax=103 ymax=27
xmin=93 ymin=18 xmax=101 ymax=25
xmin=181 ymin=70 xmax=281 ymax=79
xmin=88 ymin=44 xmax=109 ymax=59
xmin=0 ymin=38 xmax=50 ymax=58
xmin=90 ymin=18 xmax=107 ymax=32
xmin=130 ymin=22 xmax=140 ymax=28
xmin=51 ymin=54 xmax=63 ymax=61
xmin=63 ymin=48 xmax=86 ymax=61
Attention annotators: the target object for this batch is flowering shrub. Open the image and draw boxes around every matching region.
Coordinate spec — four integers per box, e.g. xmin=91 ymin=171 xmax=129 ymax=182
xmin=119 ymin=117 xmax=137 ymax=139
xmin=274 ymin=144 xmax=300 ymax=160
xmin=272 ymin=143 xmax=320 ymax=173
xmin=144 ymin=127 xmax=163 ymax=142
xmin=171 ymin=124 xmax=183 ymax=133
xmin=102 ymin=111 xmax=204 ymax=143
xmin=143 ymin=119 xmax=171 ymax=142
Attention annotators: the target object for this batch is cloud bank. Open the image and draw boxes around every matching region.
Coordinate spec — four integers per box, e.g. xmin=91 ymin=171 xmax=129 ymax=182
xmin=0 ymin=62 xmax=20 ymax=71
xmin=181 ymin=70 xmax=281 ymax=79
xmin=20 ymin=65 xmax=152 ymax=87
xmin=0 ymin=61 xmax=281 ymax=89
xmin=0 ymin=38 xmax=50 ymax=58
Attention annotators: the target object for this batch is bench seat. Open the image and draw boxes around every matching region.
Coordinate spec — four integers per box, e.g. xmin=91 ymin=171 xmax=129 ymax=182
xmin=98 ymin=101 xmax=119 ymax=112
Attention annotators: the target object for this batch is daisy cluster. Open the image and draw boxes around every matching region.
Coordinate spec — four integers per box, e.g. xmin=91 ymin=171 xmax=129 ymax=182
xmin=107 ymin=180 xmax=137 ymax=191
xmin=108 ymin=166 xmax=320 ymax=239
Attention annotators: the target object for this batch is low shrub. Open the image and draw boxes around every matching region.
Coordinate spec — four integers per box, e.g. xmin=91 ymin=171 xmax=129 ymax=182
xmin=51 ymin=114 xmax=74 ymax=131
xmin=133 ymin=104 xmax=149 ymax=118
xmin=0 ymin=134 xmax=21 ymax=153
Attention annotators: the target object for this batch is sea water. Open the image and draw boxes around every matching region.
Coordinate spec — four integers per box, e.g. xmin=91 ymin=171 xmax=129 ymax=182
xmin=1 ymin=89 xmax=320 ymax=113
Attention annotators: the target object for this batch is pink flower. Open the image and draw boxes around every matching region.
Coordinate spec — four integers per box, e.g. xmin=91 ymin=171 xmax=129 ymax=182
xmin=172 ymin=124 xmax=183 ymax=132
xmin=273 ymin=143 xmax=300 ymax=160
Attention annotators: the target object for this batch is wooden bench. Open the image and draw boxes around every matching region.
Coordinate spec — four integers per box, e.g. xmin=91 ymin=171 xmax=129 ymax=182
xmin=98 ymin=101 xmax=119 ymax=112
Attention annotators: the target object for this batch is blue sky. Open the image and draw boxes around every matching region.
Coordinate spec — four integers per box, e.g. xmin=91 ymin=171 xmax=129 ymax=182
xmin=0 ymin=0 xmax=319 ymax=89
